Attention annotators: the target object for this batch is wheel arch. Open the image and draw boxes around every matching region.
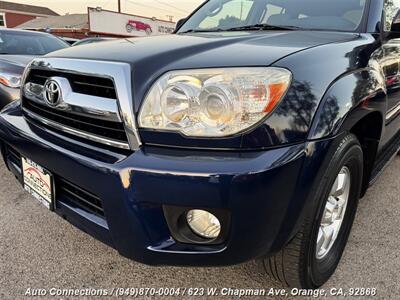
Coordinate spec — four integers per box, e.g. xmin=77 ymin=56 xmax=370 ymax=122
xmin=308 ymin=68 xmax=386 ymax=140
xmin=308 ymin=68 xmax=386 ymax=196
xmin=349 ymin=111 xmax=384 ymax=196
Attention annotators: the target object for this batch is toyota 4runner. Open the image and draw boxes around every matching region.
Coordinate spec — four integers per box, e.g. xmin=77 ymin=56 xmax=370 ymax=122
xmin=1 ymin=0 xmax=400 ymax=288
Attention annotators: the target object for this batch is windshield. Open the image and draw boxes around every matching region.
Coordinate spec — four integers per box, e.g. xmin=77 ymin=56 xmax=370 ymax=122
xmin=0 ymin=31 xmax=69 ymax=55
xmin=179 ymin=0 xmax=367 ymax=33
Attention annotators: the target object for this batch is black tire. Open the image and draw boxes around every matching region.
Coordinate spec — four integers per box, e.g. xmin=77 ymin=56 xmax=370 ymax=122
xmin=263 ymin=133 xmax=363 ymax=288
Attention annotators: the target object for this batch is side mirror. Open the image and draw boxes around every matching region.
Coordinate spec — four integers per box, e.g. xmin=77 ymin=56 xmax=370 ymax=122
xmin=175 ymin=18 xmax=187 ymax=31
xmin=391 ymin=9 xmax=400 ymax=32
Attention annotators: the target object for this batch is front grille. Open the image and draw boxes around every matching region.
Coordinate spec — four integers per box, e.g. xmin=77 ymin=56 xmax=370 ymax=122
xmin=56 ymin=177 xmax=105 ymax=218
xmin=27 ymin=69 xmax=116 ymax=99
xmin=3 ymin=145 xmax=105 ymax=219
xmin=22 ymin=98 xmax=128 ymax=143
xmin=5 ymin=145 xmax=21 ymax=169
xmin=21 ymin=58 xmax=141 ymax=151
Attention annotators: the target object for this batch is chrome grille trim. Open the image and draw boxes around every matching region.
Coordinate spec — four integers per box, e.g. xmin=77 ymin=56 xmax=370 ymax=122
xmin=23 ymin=58 xmax=141 ymax=150
xmin=24 ymin=81 xmax=122 ymax=122
xmin=23 ymin=109 xmax=130 ymax=150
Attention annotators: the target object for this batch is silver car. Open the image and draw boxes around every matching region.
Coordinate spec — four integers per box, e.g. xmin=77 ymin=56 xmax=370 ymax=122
xmin=0 ymin=29 xmax=69 ymax=109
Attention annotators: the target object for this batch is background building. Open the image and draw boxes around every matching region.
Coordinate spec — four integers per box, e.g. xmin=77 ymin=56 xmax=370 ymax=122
xmin=0 ymin=0 xmax=58 ymax=28
xmin=17 ymin=13 xmax=91 ymax=39
xmin=17 ymin=7 xmax=176 ymax=40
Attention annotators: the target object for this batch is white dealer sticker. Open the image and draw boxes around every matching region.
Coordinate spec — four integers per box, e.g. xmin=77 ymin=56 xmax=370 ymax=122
xmin=22 ymin=157 xmax=53 ymax=209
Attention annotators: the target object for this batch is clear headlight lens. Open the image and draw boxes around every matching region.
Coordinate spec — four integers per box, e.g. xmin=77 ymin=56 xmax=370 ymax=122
xmin=0 ymin=72 xmax=21 ymax=88
xmin=139 ymin=68 xmax=291 ymax=137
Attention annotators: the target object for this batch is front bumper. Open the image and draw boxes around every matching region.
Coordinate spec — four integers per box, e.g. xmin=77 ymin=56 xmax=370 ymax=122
xmin=0 ymin=85 xmax=19 ymax=109
xmin=0 ymin=103 xmax=334 ymax=266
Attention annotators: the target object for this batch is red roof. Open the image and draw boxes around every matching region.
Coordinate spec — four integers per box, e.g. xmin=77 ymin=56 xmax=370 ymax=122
xmin=0 ymin=1 xmax=59 ymax=16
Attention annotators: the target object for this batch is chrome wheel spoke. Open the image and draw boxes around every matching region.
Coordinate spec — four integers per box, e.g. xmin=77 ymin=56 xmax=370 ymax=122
xmin=331 ymin=171 xmax=347 ymax=197
xmin=316 ymin=228 xmax=325 ymax=253
xmin=321 ymin=196 xmax=336 ymax=224
xmin=316 ymin=166 xmax=351 ymax=260
xmin=316 ymin=225 xmax=335 ymax=257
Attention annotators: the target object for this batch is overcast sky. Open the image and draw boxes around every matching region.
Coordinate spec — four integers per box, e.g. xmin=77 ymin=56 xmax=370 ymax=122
xmin=16 ymin=0 xmax=205 ymax=20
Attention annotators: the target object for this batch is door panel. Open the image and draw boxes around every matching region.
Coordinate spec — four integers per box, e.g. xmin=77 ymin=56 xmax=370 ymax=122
xmin=383 ymin=41 xmax=400 ymax=113
xmin=376 ymin=0 xmax=400 ymax=148
xmin=383 ymin=0 xmax=400 ymax=116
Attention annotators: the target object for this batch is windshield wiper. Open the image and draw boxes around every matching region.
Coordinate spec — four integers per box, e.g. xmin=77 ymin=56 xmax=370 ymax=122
xmin=179 ymin=28 xmax=225 ymax=34
xmin=179 ymin=24 xmax=301 ymax=34
xmin=225 ymin=24 xmax=301 ymax=31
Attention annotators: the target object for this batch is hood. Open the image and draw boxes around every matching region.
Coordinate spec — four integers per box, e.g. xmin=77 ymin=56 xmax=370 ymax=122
xmin=46 ymin=31 xmax=359 ymax=112
xmin=0 ymin=55 xmax=36 ymax=67
xmin=48 ymin=31 xmax=359 ymax=68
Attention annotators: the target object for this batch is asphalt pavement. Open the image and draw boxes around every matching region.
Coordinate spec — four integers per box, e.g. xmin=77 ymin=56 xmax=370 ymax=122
xmin=0 ymin=157 xmax=399 ymax=299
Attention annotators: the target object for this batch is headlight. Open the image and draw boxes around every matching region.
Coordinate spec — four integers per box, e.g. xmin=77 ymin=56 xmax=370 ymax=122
xmin=139 ymin=68 xmax=291 ymax=137
xmin=0 ymin=72 xmax=21 ymax=88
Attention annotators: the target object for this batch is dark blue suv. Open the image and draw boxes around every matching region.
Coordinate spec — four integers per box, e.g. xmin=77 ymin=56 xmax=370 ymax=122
xmin=1 ymin=0 xmax=400 ymax=288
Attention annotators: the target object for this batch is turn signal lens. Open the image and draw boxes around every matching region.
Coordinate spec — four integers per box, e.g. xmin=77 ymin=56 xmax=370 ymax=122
xmin=186 ymin=209 xmax=221 ymax=239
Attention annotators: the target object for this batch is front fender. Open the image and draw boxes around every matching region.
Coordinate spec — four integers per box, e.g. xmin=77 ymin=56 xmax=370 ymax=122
xmin=308 ymin=68 xmax=386 ymax=140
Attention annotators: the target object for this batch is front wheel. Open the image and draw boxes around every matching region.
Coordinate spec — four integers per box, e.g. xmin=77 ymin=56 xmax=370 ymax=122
xmin=263 ymin=133 xmax=363 ymax=288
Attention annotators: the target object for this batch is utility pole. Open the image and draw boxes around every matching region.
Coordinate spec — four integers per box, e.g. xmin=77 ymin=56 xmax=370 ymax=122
xmin=166 ymin=15 xmax=174 ymax=22
xmin=118 ymin=0 xmax=121 ymax=13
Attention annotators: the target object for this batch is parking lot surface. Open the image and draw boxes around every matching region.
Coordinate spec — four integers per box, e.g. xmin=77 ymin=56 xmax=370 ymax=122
xmin=0 ymin=157 xmax=399 ymax=299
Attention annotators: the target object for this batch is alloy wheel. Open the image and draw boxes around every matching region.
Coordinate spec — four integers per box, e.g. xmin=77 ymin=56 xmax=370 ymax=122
xmin=316 ymin=166 xmax=351 ymax=259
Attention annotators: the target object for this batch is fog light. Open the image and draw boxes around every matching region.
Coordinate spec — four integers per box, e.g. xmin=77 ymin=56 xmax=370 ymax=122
xmin=186 ymin=209 xmax=221 ymax=239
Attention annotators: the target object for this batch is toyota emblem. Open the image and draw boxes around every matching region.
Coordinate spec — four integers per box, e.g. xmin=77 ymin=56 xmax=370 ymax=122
xmin=43 ymin=79 xmax=62 ymax=106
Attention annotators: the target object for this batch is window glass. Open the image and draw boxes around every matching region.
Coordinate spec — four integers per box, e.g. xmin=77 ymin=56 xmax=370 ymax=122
xmin=260 ymin=4 xmax=284 ymax=23
xmin=0 ymin=14 xmax=5 ymax=27
xmin=0 ymin=31 xmax=68 ymax=55
xmin=385 ymin=0 xmax=400 ymax=31
xmin=180 ymin=0 xmax=368 ymax=33
xmin=198 ymin=0 xmax=253 ymax=29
